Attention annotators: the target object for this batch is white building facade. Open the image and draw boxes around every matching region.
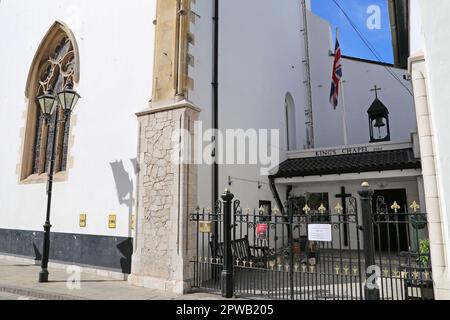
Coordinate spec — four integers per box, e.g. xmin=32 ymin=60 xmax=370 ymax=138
xmin=0 ymin=0 xmax=306 ymax=274
xmin=401 ymin=0 xmax=450 ymax=300
xmin=0 ymin=0 xmax=428 ymax=297
xmin=0 ymin=0 xmax=157 ymax=272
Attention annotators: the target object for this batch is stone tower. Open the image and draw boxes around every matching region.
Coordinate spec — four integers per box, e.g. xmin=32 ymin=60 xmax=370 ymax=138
xmin=128 ymin=0 xmax=200 ymax=293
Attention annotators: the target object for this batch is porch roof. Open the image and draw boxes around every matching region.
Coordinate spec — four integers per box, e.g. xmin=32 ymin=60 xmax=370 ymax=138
xmin=271 ymin=148 xmax=421 ymax=179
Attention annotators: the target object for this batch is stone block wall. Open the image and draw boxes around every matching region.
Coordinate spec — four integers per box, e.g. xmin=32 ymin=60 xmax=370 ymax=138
xmin=129 ymin=102 xmax=200 ymax=294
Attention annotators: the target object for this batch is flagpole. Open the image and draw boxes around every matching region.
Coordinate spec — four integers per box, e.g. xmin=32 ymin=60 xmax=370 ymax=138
xmin=340 ymin=78 xmax=349 ymax=146
xmin=335 ymin=27 xmax=348 ymax=146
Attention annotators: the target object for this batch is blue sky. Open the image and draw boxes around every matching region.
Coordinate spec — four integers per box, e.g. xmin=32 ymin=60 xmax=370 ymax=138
xmin=311 ymin=0 xmax=394 ymax=64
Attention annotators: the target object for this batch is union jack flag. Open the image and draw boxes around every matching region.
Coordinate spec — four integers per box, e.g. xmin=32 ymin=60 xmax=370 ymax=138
xmin=330 ymin=35 xmax=342 ymax=109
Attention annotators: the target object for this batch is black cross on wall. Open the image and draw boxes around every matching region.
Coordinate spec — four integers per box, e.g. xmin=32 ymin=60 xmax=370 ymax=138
xmin=335 ymin=187 xmax=352 ymax=247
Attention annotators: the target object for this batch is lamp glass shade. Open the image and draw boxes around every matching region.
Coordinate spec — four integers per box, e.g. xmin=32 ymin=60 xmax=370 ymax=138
xmin=37 ymin=93 xmax=58 ymax=117
xmin=57 ymin=88 xmax=80 ymax=113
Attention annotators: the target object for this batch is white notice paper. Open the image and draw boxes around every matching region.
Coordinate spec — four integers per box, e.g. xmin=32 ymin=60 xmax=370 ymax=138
xmin=308 ymin=224 xmax=332 ymax=242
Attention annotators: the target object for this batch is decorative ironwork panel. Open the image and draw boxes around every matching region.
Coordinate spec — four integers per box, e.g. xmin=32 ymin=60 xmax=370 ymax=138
xmin=191 ymin=192 xmax=433 ymax=301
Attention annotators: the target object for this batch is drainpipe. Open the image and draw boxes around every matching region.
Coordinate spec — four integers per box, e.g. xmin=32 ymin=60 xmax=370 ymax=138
xmin=212 ymin=0 xmax=219 ymax=208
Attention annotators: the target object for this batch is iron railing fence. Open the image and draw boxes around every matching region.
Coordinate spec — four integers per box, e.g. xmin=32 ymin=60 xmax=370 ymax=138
xmin=372 ymin=196 xmax=433 ymax=300
xmin=190 ymin=192 xmax=433 ymax=300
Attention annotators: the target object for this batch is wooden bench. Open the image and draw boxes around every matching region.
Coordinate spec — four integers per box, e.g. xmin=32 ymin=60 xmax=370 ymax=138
xmin=211 ymin=236 xmax=271 ymax=267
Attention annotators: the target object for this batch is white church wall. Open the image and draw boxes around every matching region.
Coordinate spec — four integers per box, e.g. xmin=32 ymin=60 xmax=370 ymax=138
xmin=0 ymin=0 xmax=306 ymax=268
xmin=307 ymin=12 xmax=416 ymax=149
xmin=189 ymin=0 xmax=306 ymax=208
xmin=0 ymin=0 xmax=156 ymax=238
xmin=188 ymin=0 xmax=214 ymax=209
xmin=409 ymin=0 xmax=424 ymax=55
xmin=337 ymin=58 xmax=415 ymax=145
xmin=218 ymin=0 xmax=305 ymax=207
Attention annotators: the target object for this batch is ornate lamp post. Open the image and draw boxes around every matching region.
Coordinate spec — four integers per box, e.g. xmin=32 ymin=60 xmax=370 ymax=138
xmin=36 ymin=82 xmax=80 ymax=283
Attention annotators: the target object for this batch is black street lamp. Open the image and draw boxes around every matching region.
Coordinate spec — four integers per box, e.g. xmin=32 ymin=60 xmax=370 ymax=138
xmin=36 ymin=82 xmax=80 ymax=283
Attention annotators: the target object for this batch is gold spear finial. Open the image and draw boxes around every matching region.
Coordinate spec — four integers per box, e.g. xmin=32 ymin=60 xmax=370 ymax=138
xmin=391 ymin=201 xmax=401 ymax=213
xmin=318 ymin=204 xmax=327 ymax=215
xmin=335 ymin=203 xmax=343 ymax=214
xmin=410 ymin=201 xmax=420 ymax=213
xmin=303 ymin=204 xmax=311 ymax=215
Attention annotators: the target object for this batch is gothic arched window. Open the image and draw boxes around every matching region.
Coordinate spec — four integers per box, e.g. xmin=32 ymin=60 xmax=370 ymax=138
xmin=285 ymin=93 xmax=297 ymax=151
xmin=20 ymin=22 xmax=80 ymax=182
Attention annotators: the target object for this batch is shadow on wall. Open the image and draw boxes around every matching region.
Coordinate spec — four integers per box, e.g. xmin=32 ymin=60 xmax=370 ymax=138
xmin=117 ymin=238 xmax=133 ymax=273
xmin=109 ymin=159 xmax=137 ymax=268
xmin=0 ymin=160 xmax=138 ymax=273
xmin=110 ymin=159 xmax=136 ymax=207
xmin=109 ymin=159 xmax=137 ymax=229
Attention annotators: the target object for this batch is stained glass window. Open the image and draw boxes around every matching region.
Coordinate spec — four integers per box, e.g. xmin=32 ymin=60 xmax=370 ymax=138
xmin=31 ymin=36 xmax=76 ymax=175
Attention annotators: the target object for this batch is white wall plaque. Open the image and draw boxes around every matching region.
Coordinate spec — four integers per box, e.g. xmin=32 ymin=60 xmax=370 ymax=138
xmin=308 ymin=224 xmax=332 ymax=242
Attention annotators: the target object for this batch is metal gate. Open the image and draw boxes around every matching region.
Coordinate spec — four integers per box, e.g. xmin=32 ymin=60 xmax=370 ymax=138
xmin=190 ymin=186 xmax=433 ymax=300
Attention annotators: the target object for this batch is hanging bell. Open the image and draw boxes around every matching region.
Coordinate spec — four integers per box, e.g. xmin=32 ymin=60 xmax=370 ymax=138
xmin=374 ymin=116 xmax=386 ymax=128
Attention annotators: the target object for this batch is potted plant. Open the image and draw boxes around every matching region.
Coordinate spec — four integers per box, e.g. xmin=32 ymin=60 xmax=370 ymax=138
xmin=418 ymin=239 xmax=430 ymax=267
xmin=418 ymin=239 xmax=434 ymax=300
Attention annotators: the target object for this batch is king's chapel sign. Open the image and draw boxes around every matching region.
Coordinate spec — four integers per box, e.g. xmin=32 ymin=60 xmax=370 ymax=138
xmin=287 ymin=141 xmax=414 ymax=161
xmin=315 ymin=146 xmax=380 ymax=157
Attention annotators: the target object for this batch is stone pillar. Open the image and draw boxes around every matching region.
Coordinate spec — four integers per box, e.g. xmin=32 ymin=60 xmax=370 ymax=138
xmin=409 ymin=53 xmax=450 ymax=299
xmin=128 ymin=100 xmax=200 ymax=294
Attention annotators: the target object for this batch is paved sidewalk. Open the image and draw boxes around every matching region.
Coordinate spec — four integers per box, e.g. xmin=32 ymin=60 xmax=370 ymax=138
xmin=0 ymin=292 xmax=39 ymax=300
xmin=0 ymin=258 xmax=222 ymax=300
